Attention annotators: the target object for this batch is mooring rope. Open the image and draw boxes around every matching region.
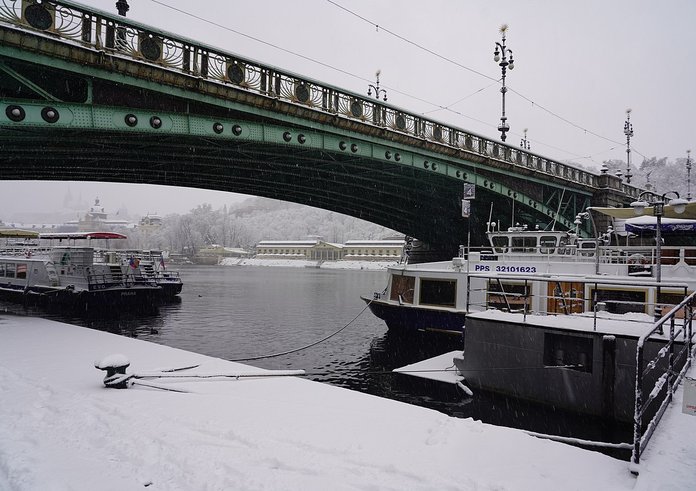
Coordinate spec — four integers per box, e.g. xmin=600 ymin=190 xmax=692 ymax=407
xmin=228 ymin=298 xmax=374 ymax=362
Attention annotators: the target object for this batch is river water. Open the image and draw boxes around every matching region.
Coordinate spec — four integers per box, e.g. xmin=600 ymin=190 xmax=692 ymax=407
xmin=2 ymin=264 xmax=632 ymax=454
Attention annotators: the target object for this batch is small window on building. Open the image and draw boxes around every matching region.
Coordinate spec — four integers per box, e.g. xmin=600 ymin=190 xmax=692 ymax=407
xmin=543 ymin=333 xmax=593 ymax=373
xmin=419 ymin=279 xmax=457 ymax=307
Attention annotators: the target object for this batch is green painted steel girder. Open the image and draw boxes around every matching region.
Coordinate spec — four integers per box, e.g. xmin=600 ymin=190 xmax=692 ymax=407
xmin=0 ymin=100 xmax=590 ymax=237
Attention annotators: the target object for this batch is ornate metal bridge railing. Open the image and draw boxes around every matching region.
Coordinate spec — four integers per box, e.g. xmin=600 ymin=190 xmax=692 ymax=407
xmin=1 ymin=0 xmax=645 ymax=197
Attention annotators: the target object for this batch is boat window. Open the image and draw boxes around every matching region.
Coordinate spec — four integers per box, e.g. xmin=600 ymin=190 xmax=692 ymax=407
xmin=590 ymin=288 xmax=646 ymax=314
xmin=0 ymin=264 xmax=4 ymax=277
xmin=389 ymin=275 xmax=415 ymax=304
xmin=547 ymin=282 xmax=585 ymax=314
xmin=16 ymin=264 xmax=27 ymax=279
xmin=543 ymin=333 xmax=593 ymax=373
xmin=511 ymin=236 xmax=536 ymax=253
xmin=5 ymin=263 xmax=15 ymax=278
xmin=557 ymin=236 xmax=570 ymax=255
xmin=539 ymin=236 xmax=558 ymax=254
xmin=487 ymin=281 xmax=530 ymax=311
xmin=419 ymin=279 xmax=457 ymax=307
xmin=657 ymin=290 xmax=690 ymax=318
xmin=491 ymin=236 xmax=508 ymax=253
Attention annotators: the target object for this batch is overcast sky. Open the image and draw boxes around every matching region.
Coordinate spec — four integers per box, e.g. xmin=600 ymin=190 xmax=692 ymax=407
xmin=2 ymin=0 xmax=695 ymax=218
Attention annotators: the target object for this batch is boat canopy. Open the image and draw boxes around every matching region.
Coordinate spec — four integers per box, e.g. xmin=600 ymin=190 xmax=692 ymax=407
xmin=0 ymin=228 xmax=40 ymax=238
xmin=39 ymin=232 xmax=128 ymax=240
xmin=624 ymin=216 xmax=696 ymax=233
xmin=589 ymin=201 xmax=696 ymax=220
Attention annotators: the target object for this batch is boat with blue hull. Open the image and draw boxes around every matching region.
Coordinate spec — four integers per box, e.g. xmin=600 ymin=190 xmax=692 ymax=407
xmin=363 ymin=203 xmax=696 ymax=336
xmin=0 ymin=230 xmax=161 ymax=314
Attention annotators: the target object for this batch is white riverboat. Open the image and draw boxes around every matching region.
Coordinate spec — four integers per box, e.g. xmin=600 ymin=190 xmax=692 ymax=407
xmin=40 ymin=233 xmax=184 ymax=299
xmin=362 ymin=203 xmax=696 ymax=336
xmin=0 ymin=230 xmax=161 ymax=313
xmin=375 ymin=203 xmax=696 ymax=426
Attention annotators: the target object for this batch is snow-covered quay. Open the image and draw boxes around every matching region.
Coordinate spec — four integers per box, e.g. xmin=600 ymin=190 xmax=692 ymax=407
xmin=0 ymin=315 xmax=693 ymax=490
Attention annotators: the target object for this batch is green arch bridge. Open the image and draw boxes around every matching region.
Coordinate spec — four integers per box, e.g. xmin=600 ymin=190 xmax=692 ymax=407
xmin=0 ymin=0 xmax=647 ymax=257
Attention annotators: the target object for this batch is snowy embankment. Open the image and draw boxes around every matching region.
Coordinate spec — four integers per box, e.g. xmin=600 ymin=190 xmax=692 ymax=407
xmin=0 ymin=315 xmax=689 ymax=490
xmin=220 ymin=257 xmax=397 ymax=270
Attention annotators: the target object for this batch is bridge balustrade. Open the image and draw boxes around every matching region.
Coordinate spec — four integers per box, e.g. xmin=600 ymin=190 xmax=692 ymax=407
xmin=0 ymin=0 xmax=638 ymax=196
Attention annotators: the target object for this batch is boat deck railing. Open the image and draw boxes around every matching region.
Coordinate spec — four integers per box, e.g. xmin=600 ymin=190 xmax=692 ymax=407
xmin=464 ymin=273 xmax=689 ymax=330
xmin=631 ymin=291 xmax=696 ymax=473
xmin=86 ymin=272 xmax=158 ymax=290
xmin=458 ymin=244 xmax=696 ymax=269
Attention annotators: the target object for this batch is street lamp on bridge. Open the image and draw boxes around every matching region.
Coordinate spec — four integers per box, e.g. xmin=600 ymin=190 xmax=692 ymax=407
xmin=624 ymin=109 xmax=634 ymax=184
xmin=631 ymin=191 xmax=688 ymax=320
xmin=687 ymin=150 xmax=692 ymax=201
xmin=367 ymin=70 xmax=387 ymax=102
xmin=520 ymin=128 xmax=530 ymax=150
xmin=493 ymin=24 xmax=514 ymax=142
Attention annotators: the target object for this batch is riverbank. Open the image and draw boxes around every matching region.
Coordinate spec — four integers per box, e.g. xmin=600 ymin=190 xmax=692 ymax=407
xmin=2 ymin=315 xmax=693 ymax=489
xmin=220 ymin=257 xmax=397 ymax=269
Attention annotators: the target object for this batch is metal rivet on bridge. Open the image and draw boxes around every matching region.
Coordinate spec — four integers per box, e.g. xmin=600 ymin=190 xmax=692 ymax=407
xmin=213 ymin=122 xmax=224 ymax=134
xmin=41 ymin=107 xmax=59 ymax=124
xmin=432 ymin=163 xmax=438 ymax=171
xmin=125 ymin=114 xmax=138 ymax=127
xmin=283 ymin=131 xmax=292 ymax=142
xmin=297 ymin=134 xmax=306 ymax=144
xmin=483 ymin=180 xmax=488 ymax=186
xmin=232 ymin=125 xmax=242 ymax=136
xmin=513 ymin=192 xmax=518 ymax=199
xmin=6 ymin=105 xmax=25 ymax=122
xmin=350 ymin=143 xmax=358 ymax=153
xmin=150 ymin=116 xmax=162 ymax=129
xmin=507 ymin=190 xmax=512 ymax=196
xmin=339 ymin=141 xmax=347 ymax=151
xmin=424 ymin=161 xmax=430 ymax=169
xmin=456 ymin=170 xmax=461 ymax=177
xmin=385 ymin=151 xmax=392 ymax=160
xmin=489 ymin=182 xmax=494 ymax=189
xmin=394 ymin=153 xmax=401 ymax=162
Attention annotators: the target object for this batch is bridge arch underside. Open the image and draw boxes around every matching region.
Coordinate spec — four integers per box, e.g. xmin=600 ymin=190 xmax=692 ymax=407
xmin=0 ymin=48 xmax=592 ymax=256
xmin=0 ymin=125 xmax=578 ymax=254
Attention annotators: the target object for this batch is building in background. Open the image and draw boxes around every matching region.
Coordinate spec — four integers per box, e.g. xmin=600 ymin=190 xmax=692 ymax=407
xmin=255 ymin=237 xmax=404 ymax=261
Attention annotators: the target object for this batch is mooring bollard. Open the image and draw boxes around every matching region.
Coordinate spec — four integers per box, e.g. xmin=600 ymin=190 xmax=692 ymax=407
xmin=94 ymin=354 xmax=131 ymax=389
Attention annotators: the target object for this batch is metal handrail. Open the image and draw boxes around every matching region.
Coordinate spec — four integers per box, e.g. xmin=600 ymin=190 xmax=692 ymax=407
xmin=630 ymin=291 xmax=696 ymax=472
xmin=0 ymin=0 xmax=647 ymax=195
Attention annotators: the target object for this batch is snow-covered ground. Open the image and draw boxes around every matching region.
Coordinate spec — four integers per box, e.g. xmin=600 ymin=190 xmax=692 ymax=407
xmin=0 ymin=315 xmax=693 ymax=490
xmin=220 ymin=257 xmax=397 ymax=270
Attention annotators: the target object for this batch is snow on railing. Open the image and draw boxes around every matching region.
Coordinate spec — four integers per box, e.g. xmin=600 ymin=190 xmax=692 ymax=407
xmin=0 ymin=0 xmax=639 ymax=193
xmin=630 ymin=291 xmax=696 ymax=473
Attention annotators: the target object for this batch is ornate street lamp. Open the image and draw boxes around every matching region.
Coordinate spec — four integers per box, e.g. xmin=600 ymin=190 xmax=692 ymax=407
xmin=367 ymin=70 xmax=387 ymax=101
xmin=115 ymin=0 xmax=130 ymax=16
xmin=520 ymin=128 xmax=530 ymax=150
xmin=631 ymin=191 xmax=688 ymax=320
xmin=687 ymin=150 xmax=692 ymax=201
xmin=624 ymin=109 xmax=634 ymax=184
xmin=493 ymin=24 xmax=514 ymax=142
